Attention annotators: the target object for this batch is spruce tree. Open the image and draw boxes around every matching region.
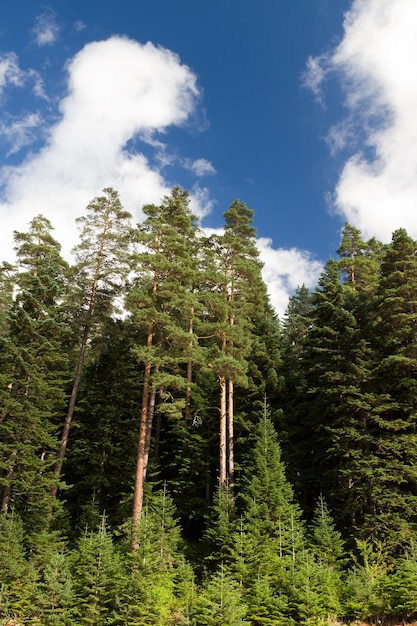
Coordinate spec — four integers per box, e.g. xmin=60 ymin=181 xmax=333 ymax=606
xmin=367 ymin=228 xmax=417 ymax=549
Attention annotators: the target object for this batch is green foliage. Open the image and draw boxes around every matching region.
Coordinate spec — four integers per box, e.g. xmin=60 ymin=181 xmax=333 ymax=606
xmin=239 ymin=408 xmax=304 ymax=557
xmin=4 ymin=194 xmax=417 ymax=624
xmin=341 ymin=538 xmax=389 ymax=621
xmin=382 ymin=551 xmax=417 ymax=619
xmin=71 ymin=514 xmax=125 ymax=625
xmin=0 ymin=215 xmax=71 ymax=531
xmin=122 ymin=486 xmax=189 ymax=625
xmin=0 ymin=511 xmax=38 ymax=621
xmin=190 ymin=565 xmax=249 ymax=626
xmin=36 ymin=551 xmax=74 ymax=625
xmin=290 ymin=550 xmax=342 ymax=624
xmin=308 ymin=496 xmax=345 ymax=568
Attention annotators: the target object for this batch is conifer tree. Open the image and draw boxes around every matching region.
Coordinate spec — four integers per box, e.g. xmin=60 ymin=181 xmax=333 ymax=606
xmin=127 ymin=187 xmax=201 ymax=545
xmin=228 ymin=407 xmax=305 ymax=621
xmin=72 ymin=514 xmax=125 ymax=625
xmin=204 ymin=199 xmax=266 ymax=495
xmin=308 ymin=495 xmax=345 ymax=569
xmin=191 ymin=564 xmax=249 ymax=626
xmin=37 ymin=551 xmax=74 ymax=625
xmin=0 ymin=216 xmax=70 ymax=530
xmin=50 ymin=188 xmax=132 ymax=506
xmin=239 ymin=408 xmax=304 ymax=560
xmin=122 ymin=485 xmax=186 ymax=624
xmin=288 ymin=260 xmax=377 ymax=528
xmin=0 ymin=510 xmax=37 ymax=620
xmin=63 ymin=317 xmax=142 ymax=529
xmin=366 ymin=228 xmax=417 ymax=549
xmin=337 ymin=222 xmax=383 ymax=293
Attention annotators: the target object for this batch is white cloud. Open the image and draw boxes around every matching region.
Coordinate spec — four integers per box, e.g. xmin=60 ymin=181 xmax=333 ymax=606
xmin=0 ymin=36 xmax=211 ymax=260
xmin=186 ymin=158 xmax=216 ymax=176
xmin=0 ymin=53 xmax=24 ymax=94
xmin=0 ymin=113 xmax=43 ymax=155
xmin=307 ymin=0 xmax=417 ymax=242
xmin=302 ymin=55 xmax=329 ymax=104
xmin=32 ymin=10 xmax=60 ymax=46
xmin=257 ymin=238 xmax=323 ymax=318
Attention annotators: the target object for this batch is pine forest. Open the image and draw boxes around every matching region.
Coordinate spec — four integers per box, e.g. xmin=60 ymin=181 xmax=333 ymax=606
xmin=2 ymin=186 xmax=417 ymax=625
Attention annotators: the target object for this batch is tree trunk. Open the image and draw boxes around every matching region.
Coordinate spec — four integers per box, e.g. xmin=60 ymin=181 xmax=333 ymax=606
xmin=227 ymin=378 xmax=234 ymax=499
xmin=132 ymin=358 xmax=151 ymax=551
xmin=143 ymin=380 xmax=157 ymax=479
xmin=49 ymin=212 xmax=109 ymax=506
xmin=184 ymin=309 xmax=194 ymax=428
xmin=219 ymin=374 xmax=227 ymax=491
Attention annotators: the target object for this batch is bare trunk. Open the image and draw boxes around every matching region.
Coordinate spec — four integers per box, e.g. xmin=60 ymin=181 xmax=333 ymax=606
xmin=143 ymin=379 xmax=157 ymax=481
xmin=184 ymin=309 xmax=194 ymax=428
xmin=132 ymin=253 xmax=159 ymax=551
xmin=219 ymin=375 xmax=227 ymax=491
xmin=153 ymin=386 xmax=166 ymax=463
xmin=132 ymin=359 xmax=151 ymax=551
xmin=227 ymin=378 xmax=234 ymax=499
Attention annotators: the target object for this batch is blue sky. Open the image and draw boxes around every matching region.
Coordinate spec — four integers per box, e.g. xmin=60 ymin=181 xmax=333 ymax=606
xmin=1 ymin=1 xmax=416 ymax=315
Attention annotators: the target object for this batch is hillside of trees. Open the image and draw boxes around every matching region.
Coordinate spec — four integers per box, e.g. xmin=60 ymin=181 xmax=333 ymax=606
xmin=2 ymin=186 xmax=417 ymax=624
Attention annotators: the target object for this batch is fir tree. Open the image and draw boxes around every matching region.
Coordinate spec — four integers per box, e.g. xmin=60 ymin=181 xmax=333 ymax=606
xmin=0 ymin=215 xmax=71 ymax=532
xmin=72 ymin=514 xmax=125 ymax=625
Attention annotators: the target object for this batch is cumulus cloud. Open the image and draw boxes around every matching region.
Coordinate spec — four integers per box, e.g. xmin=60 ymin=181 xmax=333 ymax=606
xmin=306 ymin=0 xmax=417 ymax=242
xmin=257 ymin=238 xmax=323 ymax=318
xmin=32 ymin=10 xmax=60 ymax=46
xmin=0 ymin=36 xmax=210 ymax=260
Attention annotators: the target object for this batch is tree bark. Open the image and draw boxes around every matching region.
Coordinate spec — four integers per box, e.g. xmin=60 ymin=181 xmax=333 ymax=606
xmin=49 ymin=211 xmax=109 ymax=506
xmin=132 ymin=358 xmax=151 ymax=551
xmin=219 ymin=374 xmax=227 ymax=491
xmin=227 ymin=378 xmax=234 ymax=499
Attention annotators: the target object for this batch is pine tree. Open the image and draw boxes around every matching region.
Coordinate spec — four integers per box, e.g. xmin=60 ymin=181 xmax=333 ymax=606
xmin=204 ymin=199 xmax=267 ymax=495
xmin=337 ymin=222 xmax=383 ymax=293
xmin=226 ymin=406 xmax=305 ymax=622
xmin=239 ymin=408 xmax=304 ymax=562
xmin=308 ymin=495 xmax=345 ymax=569
xmin=0 ymin=510 xmax=37 ymax=621
xmin=127 ymin=187 xmax=201 ymax=546
xmin=287 ymin=260 xmax=377 ymax=530
xmin=50 ymin=188 xmax=132 ymax=508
